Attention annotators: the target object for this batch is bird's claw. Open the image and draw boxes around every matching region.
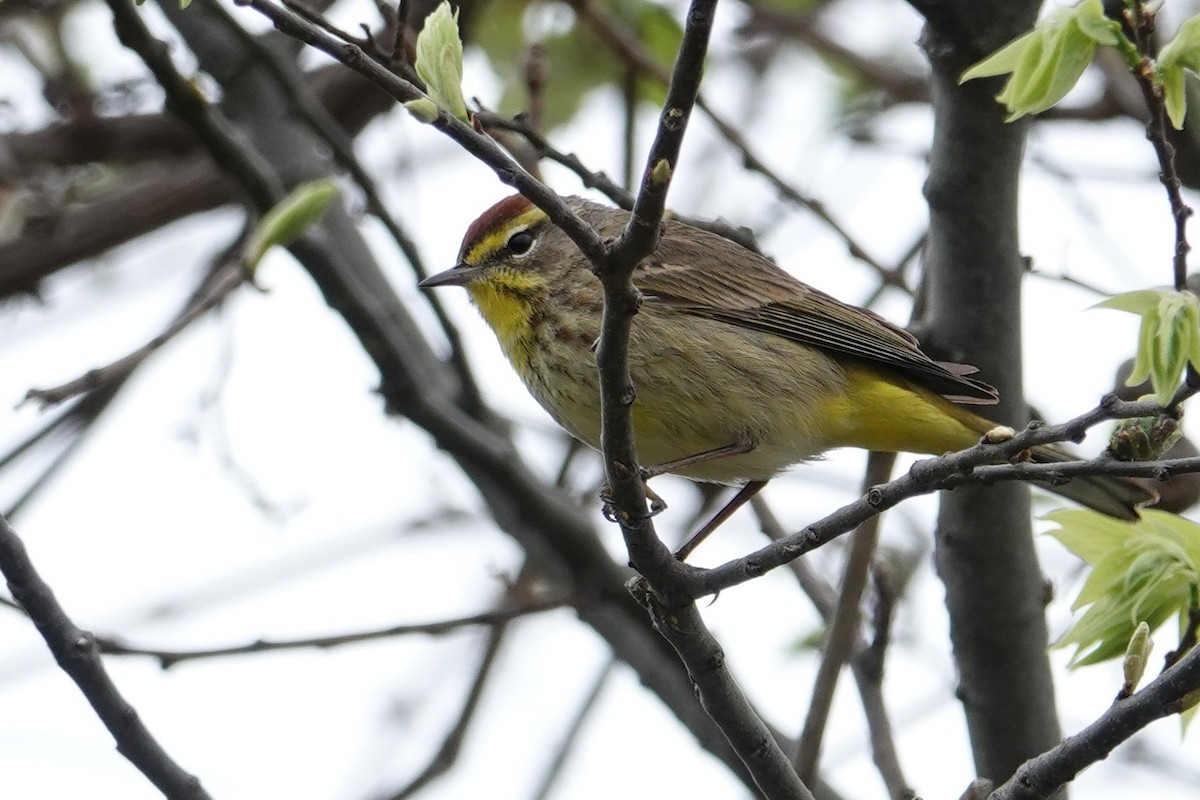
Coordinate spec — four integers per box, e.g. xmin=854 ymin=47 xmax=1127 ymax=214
xmin=599 ymin=478 xmax=668 ymax=522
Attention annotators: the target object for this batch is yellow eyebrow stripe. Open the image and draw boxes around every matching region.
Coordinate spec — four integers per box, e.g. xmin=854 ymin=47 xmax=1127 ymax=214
xmin=463 ymin=207 xmax=548 ymax=264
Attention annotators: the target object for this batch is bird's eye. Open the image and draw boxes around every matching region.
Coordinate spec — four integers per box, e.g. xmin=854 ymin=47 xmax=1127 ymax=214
xmin=507 ymin=230 xmax=535 ymax=255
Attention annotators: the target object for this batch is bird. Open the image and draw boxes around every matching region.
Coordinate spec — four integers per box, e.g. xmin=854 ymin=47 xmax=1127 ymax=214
xmin=419 ymin=193 xmax=1153 ymax=545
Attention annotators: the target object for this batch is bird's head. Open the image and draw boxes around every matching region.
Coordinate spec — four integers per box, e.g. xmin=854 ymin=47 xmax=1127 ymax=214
xmin=419 ymin=194 xmax=564 ymax=297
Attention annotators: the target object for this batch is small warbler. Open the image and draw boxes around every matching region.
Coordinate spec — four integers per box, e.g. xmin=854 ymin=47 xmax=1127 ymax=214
xmin=420 ymin=194 xmax=1151 ymax=521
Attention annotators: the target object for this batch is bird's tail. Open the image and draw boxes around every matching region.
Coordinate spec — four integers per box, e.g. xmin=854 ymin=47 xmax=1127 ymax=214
xmin=1026 ymin=445 xmax=1156 ymax=521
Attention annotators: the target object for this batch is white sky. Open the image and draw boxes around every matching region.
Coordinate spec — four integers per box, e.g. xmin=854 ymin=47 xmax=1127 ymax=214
xmin=1 ymin=0 xmax=1198 ymax=798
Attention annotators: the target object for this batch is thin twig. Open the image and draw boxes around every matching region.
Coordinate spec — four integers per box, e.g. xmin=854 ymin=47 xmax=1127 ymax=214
xmin=235 ymin=0 xmax=608 ymax=265
xmin=107 ymin=0 xmax=281 ymax=209
xmin=477 ymin=109 xmax=762 ymax=250
xmin=988 ymin=640 xmax=1200 ymax=800
xmin=1124 ymin=1 xmax=1193 ymax=291
xmin=629 ymin=580 xmax=816 ymax=800
xmin=24 ymin=255 xmax=245 ymax=409
xmin=795 ymin=452 xmax=895 ymax=782
xmin=753 ymin=496 xmax=914 ymax=800
xmin=529 ymin=657 xmax=617 ymax=800
xmin=475 ymin=109 xmax=633 ymax=204
xmin=97 ymin=597 xmax=568 ymax=668
xmin=564 ymin=0 xmax=901 ymax=288
xmin=211 ymin=2 xmax=485 ymax=413
xmin=594 ymin=0 xmax=719 ymax=590
xmin=384 ymin=620 xmax=509 ymax=800
xmin=0 ymin=511 xmax=213 ymax=800
xmin=685 ymin=389 xmax=1200 ymax=601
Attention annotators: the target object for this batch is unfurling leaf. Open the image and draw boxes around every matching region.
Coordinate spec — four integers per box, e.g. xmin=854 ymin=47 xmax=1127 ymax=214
xmin=415 ymin=2 xmax=469 ymax=122
xmin=1108 ymin=412 xmax=1183 ymax=462
xmin=962 ymin=0 xmax=1126 ymax=120
xmin=1157 ymin=17 xmax=1200 ymax=129
xmin=1096 ymin=289 xmax=1200 ymax=406
xmin=1046 ymin=509 xmax=1200 ymax=668
xmin=244 ymin=179 xmax=340 ymax=271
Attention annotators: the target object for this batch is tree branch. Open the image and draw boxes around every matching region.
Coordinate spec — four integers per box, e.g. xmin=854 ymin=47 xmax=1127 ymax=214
xmin=681 ymin=391 xmax=1197 ymax=601
xmin=630 ymin=580 xmax=816 ymax=800
xmin=989 ymin=642 xmax=1200 ymax=800
xmin=0 ymin=512 xmax=212 ymax=800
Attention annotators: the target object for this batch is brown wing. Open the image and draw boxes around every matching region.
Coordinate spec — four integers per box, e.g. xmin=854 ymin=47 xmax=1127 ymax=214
xmin=636 ymin=223 xmax=999 ymax=404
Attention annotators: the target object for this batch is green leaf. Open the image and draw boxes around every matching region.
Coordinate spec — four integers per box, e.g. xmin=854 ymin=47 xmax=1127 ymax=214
xmin=1159 ymin=17 xmax=1200 ymax=74
xmin=1157 ymin=16 xmax=1200 ymax=130
xmin=1047 ymin=509 xmax=1200 ymax=668
xmin=1094 ymin=288 xmax=1165 ymax=315
xmin=415 ymin=1 xmax=469 ymax=122
xmin=1097 ymin=289 xmax=1200 ymax=406
xmin=962 ymin=1 xmax=1129 ymax=120
xmin=1130 ymin=311 xmax=1157 ymax=388
xmin=1045 ymin=508 xmax=1132 ymax=565
xmin=1073 ymin=0 xmax=1121 ymax=46
xmin=961 ymin=31 xmax=1037 ymax=83
xmin=1162 ymin=65 xmax=1189 ymax=129
xmin=1032 ymin=25 xmax=1098 ymax=116
xmin=243 ymin=179 xmax=339 ymax=270
xmin=994 ymin=29 xmax=1050 ymax=116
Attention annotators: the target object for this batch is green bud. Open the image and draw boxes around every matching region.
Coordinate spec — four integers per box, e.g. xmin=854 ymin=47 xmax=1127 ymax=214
xmin=982 ymin=425 xmax=1016 ymax=443
xmin=649 ymin=158 xmax=672 ymax=186
xmin=244 ymin=179 xmax=340 ymax=271
xmin=414 ymin=2 xmax=469 ymax=122
xmin=1108 ymin=413 xmax=1183 ymax=461
xmin=1121 ymin=621 xmax=1152 ymax=696
xmin=403 ymin=98 xmax=441 ymax=124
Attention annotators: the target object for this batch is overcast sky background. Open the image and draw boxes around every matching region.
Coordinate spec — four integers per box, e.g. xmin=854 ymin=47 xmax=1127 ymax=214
xmin=2 ymin=0 xmax=1199 ymax=797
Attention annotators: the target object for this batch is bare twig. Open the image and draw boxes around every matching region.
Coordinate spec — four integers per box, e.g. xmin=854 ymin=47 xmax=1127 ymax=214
xmin=235 ymin=0 xmax=607 ymax=265
xmin=24 ymin=254 xmax=246 ymax=408
xmin=106 ymin=0 xmax=281 ymax=208
xmin=383 ymin=620 xmax=508 ymax=800
xmin=564 ymin=0 xmax=901 ymax=288
xmin=207 ymin=2 xmax=485 ymax=413
xmin=1123 ymin=1 xmax=1193 ymax=291
xmin=795 ymin=452 xmax=895 ymax=782
xmin=593 ymin=0 xmax=720 ymax=587
xmin=97 ymin=597 xmax=567 ymax=668
xmin=753 ymin=496 xmax=914 ymax=799
xmin=629 ymin=580 xmax=816 ymax=800
xmin=685 ymin=389 xmax=1200 ymax=601
xmin=988 ymin=640 xmax=1200 ymax=800
xmin=0 ymin=512 xmax=212 ymax=799
xmin=529 ymin=657 xmax=617 ymax=800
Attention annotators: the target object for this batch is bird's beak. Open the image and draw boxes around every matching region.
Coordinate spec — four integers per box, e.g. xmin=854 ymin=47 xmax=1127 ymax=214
xmin=418 ymin=263 xmax=486 ymax=288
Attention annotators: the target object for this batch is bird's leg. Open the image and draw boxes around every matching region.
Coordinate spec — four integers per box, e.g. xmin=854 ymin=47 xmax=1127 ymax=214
xmin=600 ymin=438 xmax=755 ymax=522
xmin=674 ymin=480 xmax=768 ymax=561
xmin=639 ymin=438 xmax=756 ymax=480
